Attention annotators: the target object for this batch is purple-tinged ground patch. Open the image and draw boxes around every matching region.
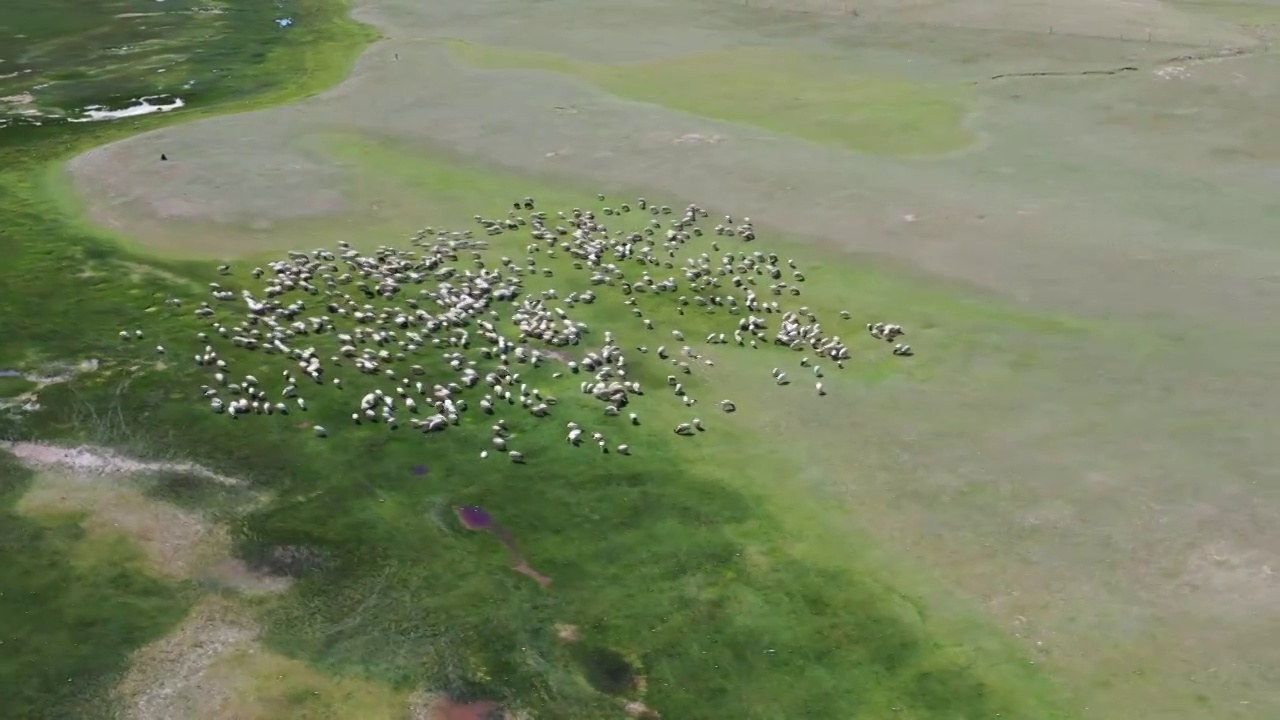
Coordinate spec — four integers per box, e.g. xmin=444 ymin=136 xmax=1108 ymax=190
xmin=455 ymin=505 xmax=493 ymax=530
xmin=453 ymin=505 xmax=551 ymax=588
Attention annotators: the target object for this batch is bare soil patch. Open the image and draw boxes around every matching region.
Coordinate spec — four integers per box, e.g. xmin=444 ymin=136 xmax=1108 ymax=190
xmin=1176 ymin=540 xmax=1280 ymax=617
xmin=115 ymin=597 xmax=260 ymax=720
xmin=14 ymin=468 xmax=286 ymax=593
xmin=117 ymin=598 xmax=410 ymax=720
xmin=3 ymin=440 xmax=243 ymax=486
xmin=410 ymin=692 xmax=510 ymax=720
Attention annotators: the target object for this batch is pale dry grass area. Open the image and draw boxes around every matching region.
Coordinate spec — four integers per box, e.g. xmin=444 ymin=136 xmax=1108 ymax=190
xmin=115 ymin=597 xmax=415 ymax=720
xmin=9 ymin=447 xmax=283 ymax=593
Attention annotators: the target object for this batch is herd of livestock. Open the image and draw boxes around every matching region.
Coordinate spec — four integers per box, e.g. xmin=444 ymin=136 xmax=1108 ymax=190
xmin=124 ymin=197 xmax=913 ymax=462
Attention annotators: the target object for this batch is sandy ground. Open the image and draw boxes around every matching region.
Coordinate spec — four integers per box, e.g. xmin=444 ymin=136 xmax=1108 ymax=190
xmin=60 ymin=0 xmax=1280 ymax=717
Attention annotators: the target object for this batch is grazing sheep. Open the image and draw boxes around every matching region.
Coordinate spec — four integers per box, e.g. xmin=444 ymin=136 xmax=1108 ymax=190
xmin=145 ymin=194 xmax=923 ymax=466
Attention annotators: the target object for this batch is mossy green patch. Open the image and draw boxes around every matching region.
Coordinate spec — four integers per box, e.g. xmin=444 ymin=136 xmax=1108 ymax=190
xmin=444 ymin=40 xmax=974 ymax=156
xmin=0 ymin=375 xmax=38 ymax=398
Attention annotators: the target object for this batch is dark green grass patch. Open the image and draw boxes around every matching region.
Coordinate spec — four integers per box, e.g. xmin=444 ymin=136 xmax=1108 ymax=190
xmin=0 ymin=0 xmax=375 ymax=125
xmin=140 ymin=469 xmax=264 ymax=518
xmin=0 ymin=453 xmax=194 ymax=719
xmin=0 ymin=375 xmax=37 ymax=398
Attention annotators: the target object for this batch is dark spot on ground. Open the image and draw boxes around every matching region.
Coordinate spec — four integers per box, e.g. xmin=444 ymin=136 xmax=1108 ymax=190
xmin=578 ymin=646 xmax=640 ymax=696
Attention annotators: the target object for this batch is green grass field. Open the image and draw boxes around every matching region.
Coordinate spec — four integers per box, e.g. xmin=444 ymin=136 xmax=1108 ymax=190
xmin=10 ymin=0 xmax=1228 ymax=717
xmin=0 ymin=0 xmax=379 ymax=716
xmin=0 ymin=376 xmax=38 ymax=398
xmin=2 ymin=149 xmax=1074 ymax=716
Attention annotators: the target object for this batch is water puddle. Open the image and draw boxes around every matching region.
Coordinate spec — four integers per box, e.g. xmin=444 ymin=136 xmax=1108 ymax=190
xmin=68 ymin=95 xmax=184 ymax=122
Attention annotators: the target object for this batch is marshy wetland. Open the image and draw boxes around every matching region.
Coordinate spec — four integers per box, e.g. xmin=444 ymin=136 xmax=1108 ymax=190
xmin=4 ymin=0 xmax=1280 ymax=718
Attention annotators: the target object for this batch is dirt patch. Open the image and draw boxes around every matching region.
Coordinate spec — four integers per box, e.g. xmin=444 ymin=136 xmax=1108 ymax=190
xmin=672 ymin=132 xmax=726 ymax=146
xmin=555 ymin=623 xmax=582 ymax=642
xmin=121 ymin=260 xmax=200 ymax=288
xmin=15 ymin=469 xmax=285 ymax=593
xmin=1 ymin=92 xmax=34 ymax=105
xmin=1177 ymin=540 xmax=1280 ymax=617
xmin=2 ymin=441 xmax=244 ymax=486
xmin=116 ymin=597 xmax=260 ymax=720
xmin=410 ymin=692 xmax=510 ymax=720
xmin=117 ymin=598 xmax=409 ymax=720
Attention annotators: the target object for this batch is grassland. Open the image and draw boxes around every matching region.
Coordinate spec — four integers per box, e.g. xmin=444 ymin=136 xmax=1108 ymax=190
xmin=2 ymin=0 xmax=283 ymax=125
xmin=0 ymin=0 xmax=379 ymax=716
xmin=2 ymin=140 xmax=1077 ymax=716
xmin=0 ymin=0 xmax=1076 ymax=718
xmin=443 ymin=40 xmax=974 ymax=156
xmin=7 ymin=0 xmax=1280 ymax=718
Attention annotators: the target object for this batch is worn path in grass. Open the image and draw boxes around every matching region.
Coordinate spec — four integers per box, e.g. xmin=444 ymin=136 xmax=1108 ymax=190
xmin=39 ymin=0 xmax=1280 ymax=718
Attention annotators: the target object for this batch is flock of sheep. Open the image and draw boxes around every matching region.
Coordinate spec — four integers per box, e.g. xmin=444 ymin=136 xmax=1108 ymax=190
xmin=125 ymin=196 xmax=913 ymax=463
